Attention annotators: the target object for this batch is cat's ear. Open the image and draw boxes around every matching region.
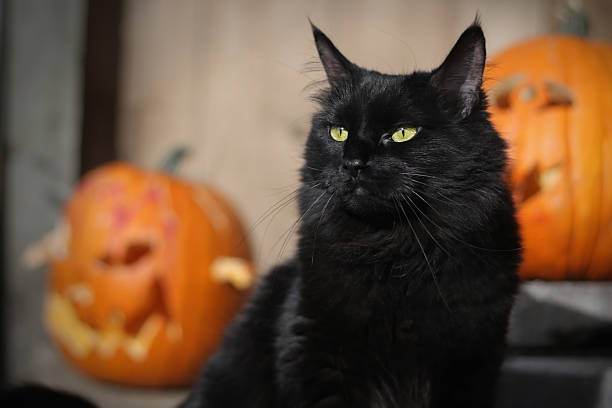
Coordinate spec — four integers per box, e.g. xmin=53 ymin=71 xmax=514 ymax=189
xmin=311 ymin=22 xmax=355 ymax=87
xmin=431 ymin=23 xmax=486 ymax=119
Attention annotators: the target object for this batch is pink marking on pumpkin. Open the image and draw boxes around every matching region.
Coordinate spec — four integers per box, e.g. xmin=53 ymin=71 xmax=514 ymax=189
xmin=106 ymin=183 xmax=125 ymax=197
xmin=112 ymin=207 xmax=132 ymax=229
xmin=146 ymin=185 xmax=163 ymax=202
xmin=163 ymin=215 xmax=178 ymax=237
xmin=162 ymin=214 xmax=179 ymax=270
xmin=92 ymin=182 xmax=125 ymax=201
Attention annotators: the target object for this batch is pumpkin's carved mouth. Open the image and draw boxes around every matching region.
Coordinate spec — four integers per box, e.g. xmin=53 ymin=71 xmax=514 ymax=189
xmin=45 ymin=258 xmax=253 ymax=364
xmin=512 ymin=164 xmax=563 ymax=204
xmin=45 ymin=289 xmax=181 ymax=362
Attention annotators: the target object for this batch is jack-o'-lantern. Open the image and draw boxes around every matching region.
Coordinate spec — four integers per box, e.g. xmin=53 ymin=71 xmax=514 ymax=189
xmin=43 ymin=163 xmax=254 ymax=386
xmin=484 ymin=36 xmax=612 ymax=280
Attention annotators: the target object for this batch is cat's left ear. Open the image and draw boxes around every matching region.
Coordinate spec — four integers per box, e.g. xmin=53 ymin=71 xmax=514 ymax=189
xmin=431 ymin=23 xmax=486 ymax=119
xmin=311 ymin=22 xmax=356 ymax=87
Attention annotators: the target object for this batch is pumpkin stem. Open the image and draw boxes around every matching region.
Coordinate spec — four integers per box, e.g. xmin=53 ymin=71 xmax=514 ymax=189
xmin=160 ymin=147 xmax=189 ymax=174
xmin=557 ymin=0 xmax=589 ymax=37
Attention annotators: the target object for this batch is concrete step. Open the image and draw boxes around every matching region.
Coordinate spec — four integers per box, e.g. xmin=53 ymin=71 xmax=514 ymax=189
xmin=496 ymin=355 xmax=612 ymax=408
xmin=509 ymin=282 xmax=612 ymax=348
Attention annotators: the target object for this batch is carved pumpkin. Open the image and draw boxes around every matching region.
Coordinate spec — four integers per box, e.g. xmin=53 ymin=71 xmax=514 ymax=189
xmin=485 ymin=36 xmax=612 ymax=280
xmin=44 ymin=163 xmax=253 ymax=386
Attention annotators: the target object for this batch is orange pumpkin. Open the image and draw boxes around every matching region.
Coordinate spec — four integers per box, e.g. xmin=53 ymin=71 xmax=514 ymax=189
xmin=44 ymin=163 xmax=253 ymax=386
xmin=485 ymin=36 xmax=612 ymax=280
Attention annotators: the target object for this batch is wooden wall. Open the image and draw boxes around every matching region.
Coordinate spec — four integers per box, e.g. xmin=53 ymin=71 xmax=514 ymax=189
xmin=116 ymin=0 xmax=612 ymax=273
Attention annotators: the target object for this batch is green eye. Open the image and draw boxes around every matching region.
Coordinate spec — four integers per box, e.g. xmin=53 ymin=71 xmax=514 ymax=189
xmin=391 ymin=127 xmax=418 ymax=143
xmin=330 ymin=126 xmax=348 ymax=142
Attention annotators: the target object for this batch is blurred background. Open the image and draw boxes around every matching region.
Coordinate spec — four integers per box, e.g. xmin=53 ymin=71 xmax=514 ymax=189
xmin=1 ymin=0 xmax=612 ymax=407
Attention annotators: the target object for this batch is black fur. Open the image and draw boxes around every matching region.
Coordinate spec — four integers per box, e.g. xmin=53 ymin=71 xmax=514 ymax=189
xmin=181 ymin=21 xmax=521 ymax=408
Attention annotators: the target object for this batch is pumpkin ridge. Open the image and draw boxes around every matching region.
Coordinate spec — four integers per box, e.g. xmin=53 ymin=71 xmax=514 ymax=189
xmin=582 ymin=51 xmax=606 ymax=278
xmin=554 ymin=38 xmax=578 ymax=280
xmin=584 ymin=47 xmax=612 ymax=279
xmin=569 ymin=42 xmax=604 ymax=279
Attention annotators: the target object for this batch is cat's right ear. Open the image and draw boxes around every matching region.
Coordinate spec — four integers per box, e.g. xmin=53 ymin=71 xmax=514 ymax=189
xmin=311 ymin=22 xmax=355 ymax=87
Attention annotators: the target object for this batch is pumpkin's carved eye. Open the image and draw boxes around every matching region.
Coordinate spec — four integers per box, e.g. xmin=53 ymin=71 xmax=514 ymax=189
xmin=99 ymin=242 xmax=153 ymax=267
xmin=488 ymin=75 xmax=574 ymax=109
xmin=542 ymin=82 xmax=573 ymax=107
xmin=124 ymin=242 xmax=153 ymax=265
xmin=489 ymin=74 xmax=524 ymax=109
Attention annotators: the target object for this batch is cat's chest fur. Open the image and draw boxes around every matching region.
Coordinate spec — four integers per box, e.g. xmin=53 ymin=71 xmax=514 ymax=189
xmin=287 ymin=258 xmax=452 ymax=348
xmin=275 ymin=259 xmax=447 ymax=407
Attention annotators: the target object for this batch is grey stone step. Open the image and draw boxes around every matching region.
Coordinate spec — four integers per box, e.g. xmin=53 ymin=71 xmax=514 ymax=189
xmin=509 ymin=282 xmax=612 ymax=348
xmin=496 ymin=356 xmax=612 ymax=408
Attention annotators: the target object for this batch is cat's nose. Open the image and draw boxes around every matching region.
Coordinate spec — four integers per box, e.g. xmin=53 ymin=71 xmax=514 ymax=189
xmin=342 ymin=158 xmax=368 ymax=177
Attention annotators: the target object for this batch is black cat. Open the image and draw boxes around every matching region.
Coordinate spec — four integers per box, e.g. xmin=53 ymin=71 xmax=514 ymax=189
xmin=181 ymin=19 xmax=521 ymax=408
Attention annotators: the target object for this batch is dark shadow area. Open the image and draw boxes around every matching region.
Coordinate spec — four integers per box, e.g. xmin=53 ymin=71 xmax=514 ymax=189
xmin=79 ymin=0 xmax=122 ymax=175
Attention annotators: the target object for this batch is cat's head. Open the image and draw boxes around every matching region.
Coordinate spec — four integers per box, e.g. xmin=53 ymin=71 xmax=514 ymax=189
xmin=300 ymin=21 xmax=508 ymax=234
